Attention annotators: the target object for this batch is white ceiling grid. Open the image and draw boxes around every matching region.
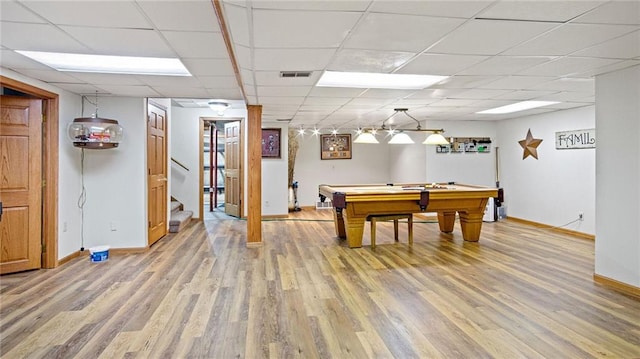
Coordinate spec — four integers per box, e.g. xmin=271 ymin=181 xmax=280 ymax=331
xmin=0 ymin=0 xmax=639 ymax=127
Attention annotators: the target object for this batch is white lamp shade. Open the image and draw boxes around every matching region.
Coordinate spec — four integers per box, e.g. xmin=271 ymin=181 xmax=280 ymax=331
xmin=388 ymin=132 xmax=414 ymax=144
xmin=354 ymin=132 xmax=379 ymax=144
xmin=423 ymin=133 xmax=449 ymax=145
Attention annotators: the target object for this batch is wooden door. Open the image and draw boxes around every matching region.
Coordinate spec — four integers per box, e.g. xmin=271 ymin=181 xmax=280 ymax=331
xmin=224 ymin=121 xmax=241 ymax=217
xmin=147 ymin=101 xmax=168 ymax=246
xmin=0 ymin=96 xmax=42 ymax=274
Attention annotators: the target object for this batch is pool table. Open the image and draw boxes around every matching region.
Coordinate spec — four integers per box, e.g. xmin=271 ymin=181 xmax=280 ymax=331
xmin=318 ymin=183 xmax=503 ymax=248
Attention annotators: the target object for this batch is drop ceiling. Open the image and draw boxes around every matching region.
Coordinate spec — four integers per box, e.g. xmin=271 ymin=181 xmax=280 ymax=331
xmin=1 ymin=0 xmax=639 ymax=128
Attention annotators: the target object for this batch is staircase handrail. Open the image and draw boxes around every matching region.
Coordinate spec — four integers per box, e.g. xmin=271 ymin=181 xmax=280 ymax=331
xmin=171 ymin=157 xmax=189 ymax=171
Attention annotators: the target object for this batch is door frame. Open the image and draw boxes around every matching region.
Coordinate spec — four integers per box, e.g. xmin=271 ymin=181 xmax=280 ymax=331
xmin=147 ymin=100 xmax=169 ymax=245
xmin=199 ymin=117 xmax=244 ymax=218
xmin=1 ymin=75 xmax=59 ymax=268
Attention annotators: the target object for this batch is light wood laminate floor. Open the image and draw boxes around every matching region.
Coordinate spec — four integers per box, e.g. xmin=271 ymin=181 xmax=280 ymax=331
xmin=1 ymin=209 xmax=639 ymax=358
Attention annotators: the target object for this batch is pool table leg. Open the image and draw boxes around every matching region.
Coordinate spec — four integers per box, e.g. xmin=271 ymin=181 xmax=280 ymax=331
xmin=333 ymin=209 xmax=346 ymax=239
xmin=344 ymin=216 xmax=366 ymax=248
xmin=437 ymin=211 xmax=456 ymax=233
xmin=458 ymin=210 xmax=484 ymax=242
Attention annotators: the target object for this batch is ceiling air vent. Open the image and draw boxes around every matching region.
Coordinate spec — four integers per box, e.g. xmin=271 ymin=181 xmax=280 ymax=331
xmin=280 ymin=71 xmax=312 ymax=78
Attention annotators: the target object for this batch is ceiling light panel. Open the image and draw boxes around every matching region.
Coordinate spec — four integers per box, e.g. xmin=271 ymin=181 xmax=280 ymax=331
xmin=317 ymin=71 xmax=447 ymax=90
xmin=477 ymin=100 xmax=559 ymax=114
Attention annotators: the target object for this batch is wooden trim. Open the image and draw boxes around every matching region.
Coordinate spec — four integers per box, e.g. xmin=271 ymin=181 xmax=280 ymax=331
xmin=246 ymin=105 xmax=262 ymax=245
xmin=594 ymin=274 xmax=640 ymax=298
xmin=57 ymin=250 xmax=81 ymax=266
xmin=262 ymin=214 xmax=289 ymax=219
xmin=506 ymin=216 xmax=595 ymax=240
xmin=199 ymin=118 xmax=205 ymax=219
xmin=212 ymin=0 xmax=246 ymax=103
xmin=1 ymin=75 xmax=59 ymax=269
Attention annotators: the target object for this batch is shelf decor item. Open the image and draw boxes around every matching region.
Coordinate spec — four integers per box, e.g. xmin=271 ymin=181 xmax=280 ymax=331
xmin=67 ymin=93 xmax=123 ymax=149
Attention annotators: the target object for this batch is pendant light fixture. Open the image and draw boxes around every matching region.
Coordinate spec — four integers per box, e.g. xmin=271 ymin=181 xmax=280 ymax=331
xmin=68 ymin=92 xmax=123 ymax=149
xmin=354 ymin=108 xmax=446 ymax=145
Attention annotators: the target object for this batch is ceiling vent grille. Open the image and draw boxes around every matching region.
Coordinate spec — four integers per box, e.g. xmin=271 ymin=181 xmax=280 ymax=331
xmin=280 ymin=71 xmax=312 ymax=78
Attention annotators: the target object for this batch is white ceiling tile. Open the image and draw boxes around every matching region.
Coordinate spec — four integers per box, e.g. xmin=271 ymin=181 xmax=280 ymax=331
xmin=50 ymin=83 xmax=108 ymax=95
xmin=344 ymin=97 xmax=395 ymax=107
xmin=405 ymin=88 xmax=466 ymax=99
xmin=518 ymin=57 xmax=620 ymax=77
xmin=458 ymin=56 xmax=556 ymax=76
xmin=303 ymin=97 xmax=352 ymax=106
xmin=253 ymin=10 xmax=360 ymax=48
xmin=368 ymin=1 xmax=493 ymax=18
xmin=257 ymin=86 xmax=310 ymax=97
xmin=253 ymin=48 xmax=336 ymax=71
xmin=344 ymin=13 xmax=465 ymax=52
xmin=137 ymin=1 xmax=219 ymax=32
xmin=532 ymin=78 xmax=594 ymax=92
xmin=68 ymin=73 xmax=145 ymax=86
xmin=357 ymin=89 xmax=416 ymax=99
xmin=329 ymin=49 xmax=415 ymax=72
xmin=138 ymin=75 xmax=202 ymax=87
xmin=477 ymin=1 xmax=603 ymax=22
xmin=572 ymin=30 xmax=640 ymax=59
xmin=504 ymin=23 xmax=639 ymax=56
xmin=431 ymin=75 xmax=498 ymax=89
xmin=96 ymin=85 xmax=161 ymax=97
xmin=1 ymin=22 xmax=89 ymax=52
xmin=163 ymin=31 xmax=227 ymax=58
xmin=258 ymin=96 xmax=305 ymax=105
xmin=154 ymin=86 xmax=210 ymax=98
xmin=16 ymin=69 xmax=82 ymax=83
xmin=0 ymin=1 xmax=46 ymax=22
xmin=398 ymin=54 xmax=489 ymax=76
xmin=199 ymin=76 xmax=239 ymax=89
xmin=388 ymin=98 xmax=440 ymax=107
xmin=451 ymin=88 xmax=513 ymax=99
xmin=428 ymin=19 xmax=557 ymax=55
xmin=60 ymin=26 xmax=175 ymax=57
xmin=478 ymin=76 xmax=556 ymax=90
xmin=425 ymin=98 xmax=479 ymax=107
xmin=533 ymin=91 xmax=596 ymax=102
xmin=224 ymin=3 xmax=251 ymax=47
xmin=574 ymin=59 xmax=640 ymax=78
xmin=307 ymin=87 xmax=366 ymax=98
xmin=207 ymin=88 xmax=243 ymax=100
xmin=251 ymin=1 xmax=370 ymax=11
xmin=236 ymin=47 xmax=252 ymax=73
xmin=0 ymin=49 xmax=52 ymax=70
xmin=492 ymin=90 xmax=559 ymax=101
xmin=182 ymin=58 xmax=235 ymax=76
xmin=21 ymin=1 xmax=151 ymax=28
xmin=574 ymin=1 xmax=640 ymax=25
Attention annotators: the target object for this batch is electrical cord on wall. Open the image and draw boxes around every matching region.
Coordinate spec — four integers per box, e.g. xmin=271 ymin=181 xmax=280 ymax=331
xmin=78 ymin=148 xmax=87 ymax=251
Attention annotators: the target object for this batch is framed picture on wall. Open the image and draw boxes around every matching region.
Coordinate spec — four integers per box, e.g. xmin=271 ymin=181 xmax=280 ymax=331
xmin=320 ymin=134 xmax=352 ymax=160
xmin=261 ymin=128 xmax=281 ymax=158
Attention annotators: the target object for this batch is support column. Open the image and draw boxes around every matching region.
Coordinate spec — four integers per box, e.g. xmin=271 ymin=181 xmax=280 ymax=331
xmin=247 ymin=105 xmax=262 ymax=246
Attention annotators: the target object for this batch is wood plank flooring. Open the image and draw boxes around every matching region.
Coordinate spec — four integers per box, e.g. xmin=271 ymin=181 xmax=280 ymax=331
xmin=1 ymin=209 xmax=640 ymax=358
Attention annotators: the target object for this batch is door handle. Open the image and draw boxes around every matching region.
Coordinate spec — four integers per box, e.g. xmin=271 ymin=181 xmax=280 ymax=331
xmin=159 ymin=177 xmax=168 ymax=182
xmin=0 ymin=201 xmax=3 ymax=221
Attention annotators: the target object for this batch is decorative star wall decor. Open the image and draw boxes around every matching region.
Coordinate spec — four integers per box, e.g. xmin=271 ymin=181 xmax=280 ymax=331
xmin=518 ymin=129 xmax=543 ymax=160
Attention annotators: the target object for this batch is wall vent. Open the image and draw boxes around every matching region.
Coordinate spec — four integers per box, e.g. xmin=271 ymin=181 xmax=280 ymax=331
xmin=316 ymin=201 xmax=333 ymax=209
xmin=280 ymin=71 xmax=312 ymax=78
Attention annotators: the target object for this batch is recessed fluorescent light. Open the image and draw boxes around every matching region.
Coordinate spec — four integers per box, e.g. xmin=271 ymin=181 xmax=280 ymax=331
xmin=16 ymin=51 xmax=191 ymax=76
xmin=316 ymin=71 xmax=447 ymax=90
xmin=476 ymin=100 xmax=559 ymax=114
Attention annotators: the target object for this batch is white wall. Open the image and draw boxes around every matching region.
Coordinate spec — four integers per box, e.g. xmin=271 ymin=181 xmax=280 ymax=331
xmin=595 ymin=64 xmax=640 ymax=287
xmin=497 ymin=106 xmax=596 ymax=235
xmin=388 ymin=132 xmax=427 ymax=183
xmin=261 ymin=123 xmax=289 ymax=215
xmin=79 ymin=97 xmax=148 ymax=250
xmin=294 ymin=134 xmax=391 ymax=206
xmin=425 ymin=120 xmax=498 ymax=187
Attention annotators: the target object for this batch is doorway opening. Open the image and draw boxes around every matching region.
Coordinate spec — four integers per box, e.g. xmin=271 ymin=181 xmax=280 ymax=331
xmin=204 ymin=120 xmax=225 ymax=218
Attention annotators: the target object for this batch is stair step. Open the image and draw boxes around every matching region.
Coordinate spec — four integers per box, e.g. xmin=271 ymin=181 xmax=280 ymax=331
xmin=169 ymin=210 xmax=193 ymax=233
xmin=170 ymin=201 xmax=182 ymax=214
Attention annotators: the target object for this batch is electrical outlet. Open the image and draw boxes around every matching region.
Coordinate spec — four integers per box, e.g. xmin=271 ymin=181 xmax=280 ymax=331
xmin=579 ymin=212 xmax=584 ymax=221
